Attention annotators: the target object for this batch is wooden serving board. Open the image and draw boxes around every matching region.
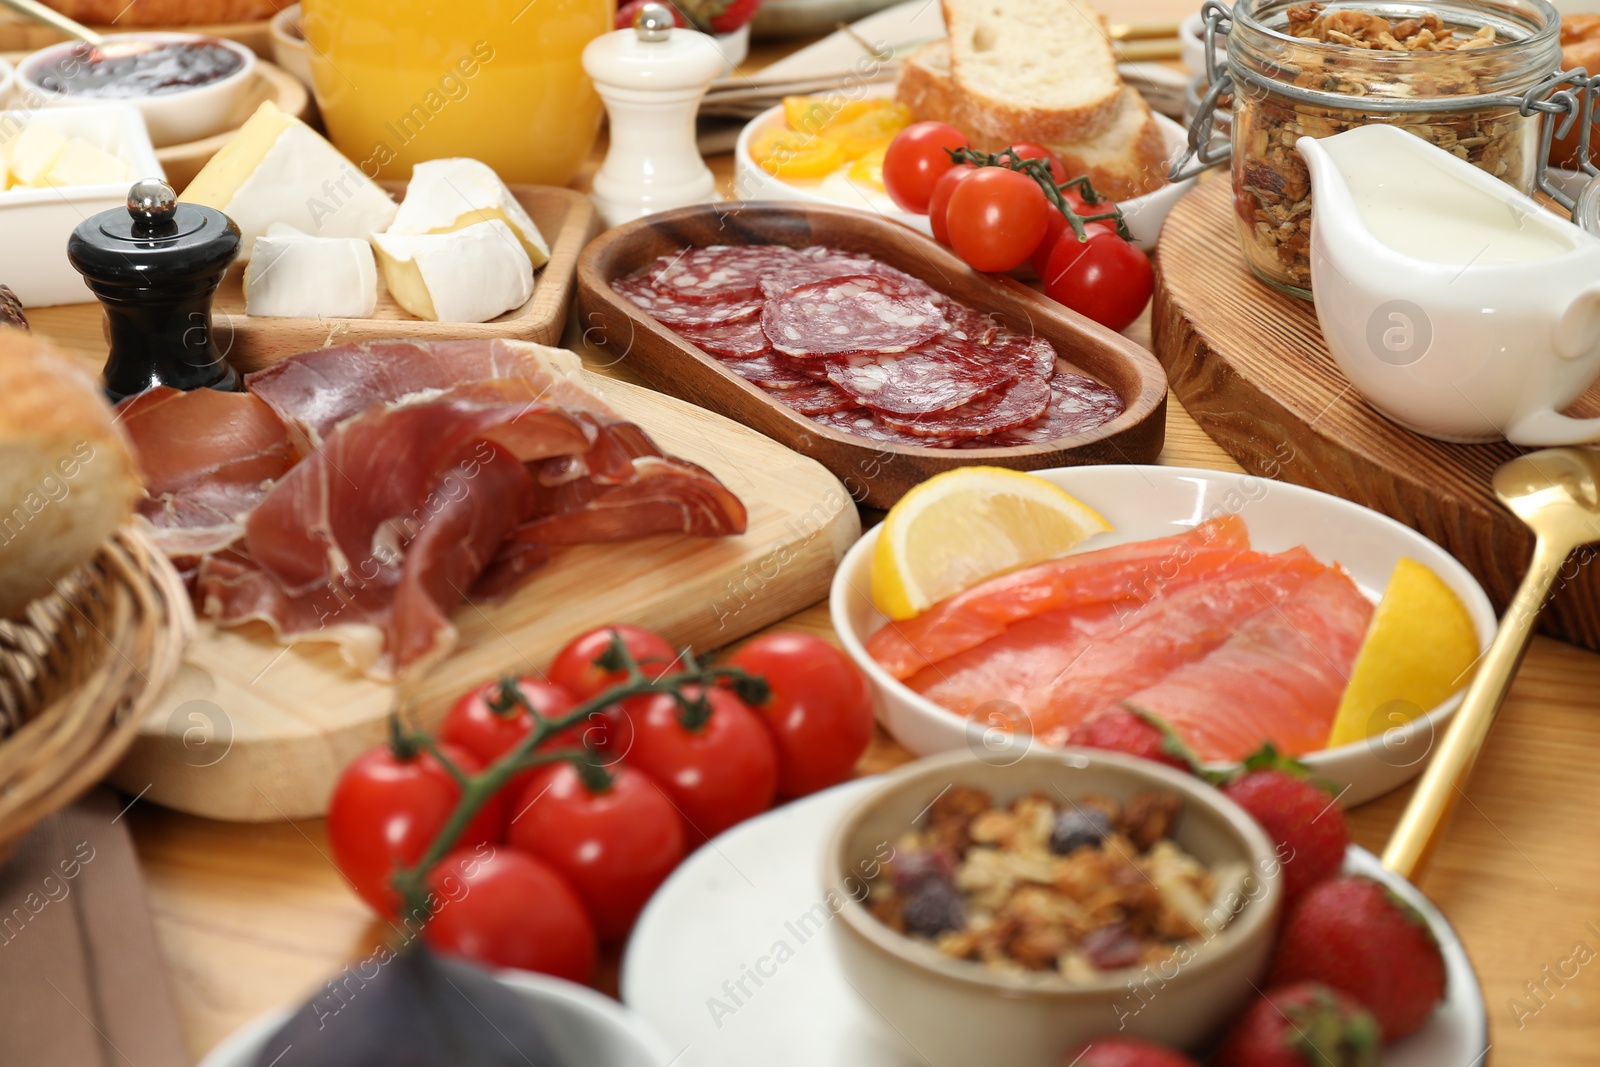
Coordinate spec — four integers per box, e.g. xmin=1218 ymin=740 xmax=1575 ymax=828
xmin=108 ymin=373 xmax=862 ymax=822
xmin=213 ymin=185 xmax=596 ymax=372
xmin=1151 ymin=176 xmax=1600 ymax=651
xmin=0 ymin=15 xmax=273 ymax=57
xmin=578 ymin=202 xmax=1168 ymax=510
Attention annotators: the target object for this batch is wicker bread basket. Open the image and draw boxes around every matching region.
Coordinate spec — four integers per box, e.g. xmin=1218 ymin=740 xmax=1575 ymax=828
xmin=0 ymin=526 xmax=192 ymax=863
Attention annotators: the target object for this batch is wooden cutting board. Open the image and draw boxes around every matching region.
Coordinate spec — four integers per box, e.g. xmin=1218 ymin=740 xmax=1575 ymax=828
xmin=1151 ymin=176 xmax=1600 ymax=651
xmin=108 ymin=373 xmax=862 ymax=822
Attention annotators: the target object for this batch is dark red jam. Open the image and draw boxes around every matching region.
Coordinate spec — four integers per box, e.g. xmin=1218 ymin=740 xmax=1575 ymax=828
xmin=29 ymin=39 xmax=245 ymax=99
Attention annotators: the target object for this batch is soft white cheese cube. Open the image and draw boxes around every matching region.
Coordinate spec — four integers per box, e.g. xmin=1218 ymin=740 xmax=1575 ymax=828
xmin=387 ymin=158 xmax=550 ymax=269
xmin=9 ymin=124 xmax=69 ymax=188
xmin=370 ymin=220 xmax=534 ymax=323
xmin=42 ymin=138 xmax=130 ymax=188
xmin=245 ymin=230 xmax=379 ymax=319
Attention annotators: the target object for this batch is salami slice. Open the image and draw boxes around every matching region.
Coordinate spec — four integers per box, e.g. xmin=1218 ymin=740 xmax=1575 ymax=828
xmin=720 ymin=350 xmax=811 ymax=390
xmin=677 ymin=316 xmax=771 ymax=360
xmin=826 ymin=339 xmax=1016 ymax=416
xmin=880 ymin=373 xmax=1052 ymax=439
xmin=761 ymin=249 xmax=941 ymax=303
xmin=976 ymin=373 xmax=1125 ymax=446
xmin=983 ymin=330 xmax=1059 ymax=379
xmin=943 ymin=305 xmax=1000 ymax=344
xmin=771 ymin=379 xmax=857 ymax=415
xmin=764 ymin=275 xmax=947 ymax=358
xmin=613 ymin=275 xmax=762 ymax=329
xmin=644 ymin=245 xmax=802 ymax=303
xmin=811 ymin=407 xmax=960 ymax=448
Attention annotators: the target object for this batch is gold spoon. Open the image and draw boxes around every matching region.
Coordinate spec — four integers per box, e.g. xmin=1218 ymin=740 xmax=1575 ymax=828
xmin=0 ymin=0 xmax=103 ymax=47
xmin=1384 ymin=448 xmax=1600 ymax=881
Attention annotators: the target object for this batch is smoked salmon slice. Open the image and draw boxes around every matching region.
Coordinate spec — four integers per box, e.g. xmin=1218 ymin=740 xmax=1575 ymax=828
xmin=1117 ymin=568 xmax=1374 ymax=760
xmin=868 ymin=514 xmax=1252 ymax=681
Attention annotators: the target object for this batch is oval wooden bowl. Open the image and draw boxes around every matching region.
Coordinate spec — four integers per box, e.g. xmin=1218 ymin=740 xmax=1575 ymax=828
xmin=0 ymin=526 xmax=192 ymax=864
xmin=575 ymin=202 xmax=1168 ymax=509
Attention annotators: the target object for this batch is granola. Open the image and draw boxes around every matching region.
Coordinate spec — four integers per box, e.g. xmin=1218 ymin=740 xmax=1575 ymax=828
xmin=865 ymin=787 xmax=1249 ymax=978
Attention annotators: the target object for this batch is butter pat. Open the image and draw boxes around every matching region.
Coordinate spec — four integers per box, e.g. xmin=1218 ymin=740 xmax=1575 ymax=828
xmin=42 ymin=138 xmax=129 ymax=188
xmin=245 ymin=225 xmax=379 ymax=319
xmin=371 ymin=220 xmax=534 ymax=323
xmin=186 ymin=101 xmax=398 ymax=257
xmin=387 ymin=158 xmax=550 ymax=269
xmin=8 ymin=123 xmax=68 ymax=187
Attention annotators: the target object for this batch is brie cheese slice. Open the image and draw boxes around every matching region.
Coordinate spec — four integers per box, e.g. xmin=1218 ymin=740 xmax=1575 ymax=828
xmin=186 ymin=101 xmax=399 ymax=258
xmin=371 ymin=220 xmax=534 ymax=323
xmin=387 ymin=158 xmax=550 ymax=269
xmin=246 ymin=226 xmax=380 ymax=319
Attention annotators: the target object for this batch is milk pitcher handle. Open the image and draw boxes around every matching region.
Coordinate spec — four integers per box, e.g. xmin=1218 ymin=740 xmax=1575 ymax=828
xmin=1501 ymin=282 xmax=1600 ymax=445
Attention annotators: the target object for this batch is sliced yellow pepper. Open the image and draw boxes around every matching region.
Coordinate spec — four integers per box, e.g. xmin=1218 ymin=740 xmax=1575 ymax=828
xmin=826 ymin=103 xmax=913 ymax=160
xmin=782 ymin=95 xmax=885 ymax=138
xmin=848 ymin=145 xmax=888 ymax=191
xmin=752 ymin=127 xmax=847 ymax=179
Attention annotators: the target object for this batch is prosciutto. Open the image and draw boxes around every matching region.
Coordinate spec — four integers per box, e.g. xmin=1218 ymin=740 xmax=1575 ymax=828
xmin=118 ymin=340 xmax=747 ymax=679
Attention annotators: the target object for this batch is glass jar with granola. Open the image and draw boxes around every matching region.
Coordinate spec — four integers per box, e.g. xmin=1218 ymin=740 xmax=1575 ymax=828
xmin=1225 ymin=0 xmax=1562 ymax=296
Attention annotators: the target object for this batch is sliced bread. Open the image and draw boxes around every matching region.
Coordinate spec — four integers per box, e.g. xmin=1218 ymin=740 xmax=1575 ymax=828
xmin=940 ymin=0 xmax=1123 ymax=145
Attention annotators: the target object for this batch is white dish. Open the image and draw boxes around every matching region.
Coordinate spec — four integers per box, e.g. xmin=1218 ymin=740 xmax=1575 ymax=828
xmin=17 ymin=33 xmax=257 ymax=148
xmin=828 ymin=465 xmax=1498 ymax=807
xmin=269 ymin=4 xmax=313 ymax=89
xmin=199 ymin=967 xmax=677 ymax=1067
xmin=733 ymin=87 xmax=1195 ymax=250
xmin=624 ymin=777 xmax=1489 ymax=1067
xmin=0 ymin=103 xmax=163 ymax=308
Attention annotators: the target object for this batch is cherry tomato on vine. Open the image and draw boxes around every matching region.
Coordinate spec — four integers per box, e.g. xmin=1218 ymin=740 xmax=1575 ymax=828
xmin=424 ymin=846 xmax=597 ymax=982
xmin=996 ymin=142 xmax=1068 ymax=184
xmin=1042 ymin=228 xmax=1155 ymax=333
xmin=506 ymin=762 xmax=686 ymax=940
xmin=1028 ymin=212 xmax=1116 ymax=277
xmin=726 ymin=633 xmax=874 ymax=798
xmin=624 ymin=686 xmax=777 ymax=842
xmin=928 ymin=162 xmax=976 ymax=245
xmin=883 ymin=121 xmax=969 ymax=214
xmin=549 ymin=624 xmax=677 ymax=699
xmin=327 ymin=743 xmax=507 ymax=919
xmin=440 ymin=677 xmax=583 ymax=764
xmin=946 ymin=167 xmax=1052 ymax=272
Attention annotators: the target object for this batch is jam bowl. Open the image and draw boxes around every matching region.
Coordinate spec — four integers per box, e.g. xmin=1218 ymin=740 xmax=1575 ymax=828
xmin=17 ymin=33 xmax=257 ymax=148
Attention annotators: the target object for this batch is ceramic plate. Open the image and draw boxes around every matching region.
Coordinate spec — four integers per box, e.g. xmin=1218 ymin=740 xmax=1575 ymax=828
xmin=623 ymin=778 xmax=1488 ymax=1067
xmin=829 ymin=465 xmax=1498 ymax=806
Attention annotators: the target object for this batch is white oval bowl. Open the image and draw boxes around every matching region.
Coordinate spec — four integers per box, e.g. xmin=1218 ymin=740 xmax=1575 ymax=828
xmin=17 ymin=33 xmax=257 ymax=148
xmin=198 ymin=966 xmax=677 ymax=1067
xmin=732 ymin=87 xmax=1195 ymax=250
xmin=829 ymin=464 xmax=1498 ymax=807
xmin=269 ymin=4 xmax=313 ymax=88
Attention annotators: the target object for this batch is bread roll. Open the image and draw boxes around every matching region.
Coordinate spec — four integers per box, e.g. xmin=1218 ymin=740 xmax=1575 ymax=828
xmin=0 ymin=330 xmax=140 ymax=618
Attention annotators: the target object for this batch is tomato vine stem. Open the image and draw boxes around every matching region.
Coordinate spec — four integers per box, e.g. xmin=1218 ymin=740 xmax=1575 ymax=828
xmin=945 ymin=147 xmax=1133 ymax=242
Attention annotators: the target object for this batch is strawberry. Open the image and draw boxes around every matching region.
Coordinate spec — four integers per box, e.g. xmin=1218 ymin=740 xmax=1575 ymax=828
xmin=676 ymin=0 xmax=761 ymax=33
xmin=1268 ymin=876 xmax=1447 ymax=1041
xmin=1065 ymin=706 xmax=1199 ymax=774
xmin=614 ymin=0 xmax=688 ymax=29
xmin=1213 ymin=982 xmax=1380 ymax=1067
xmin=1219 ymin=747 xmax=1349 ymax=906
xmin=1062 ymin=1036 xmax=1201 ymax=1067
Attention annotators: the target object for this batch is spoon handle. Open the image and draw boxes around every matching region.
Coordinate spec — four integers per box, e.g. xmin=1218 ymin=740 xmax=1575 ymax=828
xmin=0 ymin=0 xmax=103 ymax=46
xmin=1382 ymin=536 xmax=1570 ymax=880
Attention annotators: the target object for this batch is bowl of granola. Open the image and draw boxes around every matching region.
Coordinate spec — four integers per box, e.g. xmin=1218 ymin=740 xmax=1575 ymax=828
xmin=823 ymin=748 xmax=1282 ymax=1067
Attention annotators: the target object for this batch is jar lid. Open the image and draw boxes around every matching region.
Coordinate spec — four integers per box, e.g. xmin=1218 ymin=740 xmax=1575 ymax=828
xmin=68 ymin=178 xmax=241 ymax=281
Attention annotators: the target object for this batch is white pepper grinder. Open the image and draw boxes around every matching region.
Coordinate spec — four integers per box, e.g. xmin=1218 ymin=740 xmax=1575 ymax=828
xmin=583 ymin=3 xmax=726 ymax=228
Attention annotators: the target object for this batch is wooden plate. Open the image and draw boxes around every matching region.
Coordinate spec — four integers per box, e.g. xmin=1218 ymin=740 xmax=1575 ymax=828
xmin=0 ymin=15 xmax=273 ymax=57
xmin=214 ymin=183 xmax=597 ymax=373
xmin=576 ymin=202 xmax=1168 ymax=510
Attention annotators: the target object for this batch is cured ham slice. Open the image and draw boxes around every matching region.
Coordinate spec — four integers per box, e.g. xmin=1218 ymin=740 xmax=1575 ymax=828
xmin=115 ymin=386 xmax=296 ymax=556
xmin=517 ymin=455 xmax=749 ymax=544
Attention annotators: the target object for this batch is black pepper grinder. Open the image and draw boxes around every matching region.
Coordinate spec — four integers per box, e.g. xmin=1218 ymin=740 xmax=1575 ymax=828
xmin=68 ymin=178 xmax=243 ymax=403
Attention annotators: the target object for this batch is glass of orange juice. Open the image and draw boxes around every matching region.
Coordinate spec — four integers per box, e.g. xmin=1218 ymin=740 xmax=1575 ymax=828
xmin=300 ymin=0 xmax=613 ymax=186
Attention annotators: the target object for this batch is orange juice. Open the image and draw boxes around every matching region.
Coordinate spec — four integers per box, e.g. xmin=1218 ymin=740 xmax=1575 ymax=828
xmin=301 ymin=0 xmax=613 ymax=186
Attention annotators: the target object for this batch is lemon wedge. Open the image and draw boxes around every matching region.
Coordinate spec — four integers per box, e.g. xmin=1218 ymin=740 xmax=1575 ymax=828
xmin=1327 ymin=558 xmax=1480 ymax=748
xmin=870 ymin=467 xmax=1111 ymax=621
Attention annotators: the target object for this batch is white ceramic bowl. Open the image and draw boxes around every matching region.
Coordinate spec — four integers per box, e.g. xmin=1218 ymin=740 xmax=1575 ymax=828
xmin=0 ymin=103 xmax=163 ymax=308
xmin=198 ymin=967 xmax=676 ymax=1067
xmin=1180 ymin=11 xmax=1229 ymax=77
xmin=17 ymin=33 xmax=257 ymax=148
xmin=825 ymin=748 xmax=1281 ymax=1065
xmin=733 ymin=90 xmax=1195 ymax=250
xmin=269 ymin=4 xmax=313 ymax=88
xmin=830 ymin=464 xmax=1498 ymax=807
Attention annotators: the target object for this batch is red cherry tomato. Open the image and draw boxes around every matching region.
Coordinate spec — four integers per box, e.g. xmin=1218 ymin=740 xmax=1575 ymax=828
xmin=506 ymin=762 xmax=686 ymax=941
xmin=624 ymin=686 xmax=777 ymax=843
xmin=439 ymin=676 xmax=592 ymax=800
xmin=1029 ymin=213 xmax=1117 ymax=277
xmin=1042 ymin=227 xmax=1155 ymax=332
xmin=548 ymin=625 xmax=677 ymax=700
xmin=946 ymin=167 xmax=1052 ymax=272
xmin=882 ymin=121 xmax=969 ymax=214
xmin=726 ymin=632 xmax=874 ymax=798
xmin=996 ymin=143 xmax=1068 ymax=184
xmin=327 ymin=743 xmax=507 ymax=919
xmin=424 ymin=846 xmax=597 ymax=983
xmin=928 ymin=162 xmax=976 ymax=245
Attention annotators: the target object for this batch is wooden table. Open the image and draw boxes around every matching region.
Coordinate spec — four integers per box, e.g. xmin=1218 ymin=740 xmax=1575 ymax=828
xmin=23 ymin=23 xmax=1600 ymax=1067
